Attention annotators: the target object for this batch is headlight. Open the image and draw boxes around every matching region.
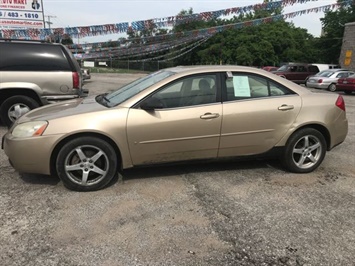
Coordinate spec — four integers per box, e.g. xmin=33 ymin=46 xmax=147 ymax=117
xmin=12 ymin=121 xmax=48 ymax=138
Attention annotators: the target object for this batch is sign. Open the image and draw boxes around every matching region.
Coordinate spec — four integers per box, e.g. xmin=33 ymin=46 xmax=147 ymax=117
xmin=233 ymin=76 xmax=251 ymax=97
xmin=344 ymin=50 xmax=352 ymax=66
xmin=0 ymin=0 xmax=44 ymax=28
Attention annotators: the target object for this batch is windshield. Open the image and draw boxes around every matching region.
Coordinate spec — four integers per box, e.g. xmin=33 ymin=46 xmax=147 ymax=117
xmin=316 ymin=71 xmax=333 ymax=77
xmin=103 ymin=70 xmax=175 ymax=107
xmin=277 ymin=65 xmax=288 ymax=71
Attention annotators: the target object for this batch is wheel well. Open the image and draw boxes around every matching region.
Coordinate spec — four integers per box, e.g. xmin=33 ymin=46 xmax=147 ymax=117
xmin=0 ymin=88 xmax=42 ymax=106
xmin=50 ymin=132 xmax=123 ymax=176
xmin=293 ymin=124 xmax=331 ymax=150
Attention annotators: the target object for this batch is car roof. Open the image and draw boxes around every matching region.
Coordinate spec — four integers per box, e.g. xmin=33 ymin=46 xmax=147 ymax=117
xmin=165 ymin=65 xmax=270 ymax=74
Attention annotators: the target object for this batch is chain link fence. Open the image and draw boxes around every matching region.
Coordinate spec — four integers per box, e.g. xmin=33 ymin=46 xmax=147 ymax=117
xmin=82 ymin=59 xmax=176 ymax=73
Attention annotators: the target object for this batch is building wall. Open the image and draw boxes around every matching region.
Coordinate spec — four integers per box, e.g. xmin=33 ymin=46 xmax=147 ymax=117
xmin=340 ymin=22 xmax=355 ymax=71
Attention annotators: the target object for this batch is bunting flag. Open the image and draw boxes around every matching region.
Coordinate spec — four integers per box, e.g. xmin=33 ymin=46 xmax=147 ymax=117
xmin=1 ymin=0 xmax=349 ymax=40
xmin=67 ymin=0 xmax=353 ymax=60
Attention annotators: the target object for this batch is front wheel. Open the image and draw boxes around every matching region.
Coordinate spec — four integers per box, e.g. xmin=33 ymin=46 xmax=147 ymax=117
xmin=328 ymin=83 xmax=336 ymax=92
xmin=0 ymin=95 xmax=39 ymax=127
xmin=281 ymin=128 xmax=326 ymax=173
xmin=56 ymin=137 xmax=118 ymax=191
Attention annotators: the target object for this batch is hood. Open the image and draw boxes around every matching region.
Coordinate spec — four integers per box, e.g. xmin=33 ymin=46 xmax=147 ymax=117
xmin=19 ymin=95 xmax=107 ymax=122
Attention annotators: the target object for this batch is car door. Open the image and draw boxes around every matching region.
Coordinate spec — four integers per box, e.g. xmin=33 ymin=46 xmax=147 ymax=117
xmin=127 ymin=74 xmax=222 ymax=166
xmin=218 ymin=73 xmax=302 ymax=157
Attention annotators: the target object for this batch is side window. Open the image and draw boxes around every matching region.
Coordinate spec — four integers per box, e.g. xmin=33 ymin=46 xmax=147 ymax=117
xmin=298 ymin=66 xmax=307 ymax=72
xmin=336 ymin=73 xmax=346 ymax=78
xmin=224 ymin=74 xmax=294 ymax=101
xmin=308 ymin=66 xmax=319 ymax=72
xmin=0 ymin=43 xmax=71 ymax=71
xmin=151 ymin=74 xmax=217 ymax=108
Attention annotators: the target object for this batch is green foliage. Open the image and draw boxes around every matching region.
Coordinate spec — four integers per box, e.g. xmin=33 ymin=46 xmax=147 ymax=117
xmin=318 ymin=3 xmax=355 ymax=63
xmin=117 ymin=1 xmax=354 ymax=67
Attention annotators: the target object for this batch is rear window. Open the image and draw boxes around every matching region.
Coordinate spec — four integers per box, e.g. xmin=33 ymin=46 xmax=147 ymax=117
xmin=0 ymin=42 xmax=72 ymax=71
xmin=308 ymin=66 xmax=319 ymax=72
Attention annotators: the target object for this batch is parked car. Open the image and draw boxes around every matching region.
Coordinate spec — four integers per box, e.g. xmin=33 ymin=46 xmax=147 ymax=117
xmin=0 ymin=39 xmax=85 ymax=127
xmin=273 ymin=63 xmax=320 ymax=84
xmin=306 ymin=69 xmax=354 ymax=91
xmin=262 ymin=66 xmax=279 ymax=72
xmin=2 ymin=66 xmax=348 ymax=191
xmin=311 ymin=64 xmax=341 ymax=72
xmin=81 ymin=68 xmax=91 ymax=80
xmin=336 ymin=74 xmax=355 ymax=94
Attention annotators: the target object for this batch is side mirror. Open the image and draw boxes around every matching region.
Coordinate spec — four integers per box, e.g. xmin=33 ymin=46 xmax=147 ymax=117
xmin=140 ymin=97 xmax=164 ymax=110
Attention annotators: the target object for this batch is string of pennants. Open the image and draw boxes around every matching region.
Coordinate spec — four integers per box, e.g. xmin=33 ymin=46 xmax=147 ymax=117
xmin=69 ymin=0 xmax=352 ymax=61
xmin=1 ymin=0 xmax=349 ymax=40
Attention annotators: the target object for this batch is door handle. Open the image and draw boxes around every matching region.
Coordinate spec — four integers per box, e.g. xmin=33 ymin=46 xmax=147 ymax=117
xmin=278 ymin=104 xmax=294 ymax=111
xmin=200 ymin=113 xmax=220 ymax=119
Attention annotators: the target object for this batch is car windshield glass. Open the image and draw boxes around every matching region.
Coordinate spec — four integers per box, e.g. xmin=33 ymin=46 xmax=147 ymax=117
xmin=104 ymin=70 xmax=175 ymax=107
xmin=277 ymin=65 xmax=288 ymax=71
xmin=317 ymin=71 xmax=333 ymax=77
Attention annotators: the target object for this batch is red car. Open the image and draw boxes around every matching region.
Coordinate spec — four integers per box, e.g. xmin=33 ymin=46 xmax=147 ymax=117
xmin=336 ymin=74 xmax=355 ymax=94
xmin=262 ymin=66 xmax=279 ymax=72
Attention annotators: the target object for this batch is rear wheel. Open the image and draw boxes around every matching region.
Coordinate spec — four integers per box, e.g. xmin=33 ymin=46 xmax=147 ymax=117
xmin=56 ymin=137 xmax=118 ymax=191
xmin=281 ymin=128 xmax=326 ymax=173
xmin=328 ymin=83 xmax=336 ymax=92
xmin=0 ymin=95 xmax=39 ymax=127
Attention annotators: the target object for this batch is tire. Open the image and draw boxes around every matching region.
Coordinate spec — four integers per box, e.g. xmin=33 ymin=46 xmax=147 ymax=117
xmin=344 ymin=91 xmax=353 ymax=95
xmin=281 ymin=128 xmax=326 ymax=173
xmin=328 ymin=83 xmax=336 ymax=92
xmin=56 ymin=137 xmax=118 ymax=191
xmin=0 ymin=95 xmax=39 ymax=127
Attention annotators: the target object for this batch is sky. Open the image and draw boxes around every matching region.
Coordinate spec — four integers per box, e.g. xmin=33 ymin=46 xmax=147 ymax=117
xmin=41 ymin=0 xmax=339 ymax=43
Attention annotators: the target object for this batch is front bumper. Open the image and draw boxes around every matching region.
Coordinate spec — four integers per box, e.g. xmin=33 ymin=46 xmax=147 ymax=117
xmin=2 ymin=132 xmax=63 ymax=175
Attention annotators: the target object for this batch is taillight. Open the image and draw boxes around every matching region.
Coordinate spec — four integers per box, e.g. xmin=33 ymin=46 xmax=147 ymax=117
xmin=348 ymin=78 xmax=355 ymax=84
xmin=335 ymin=95 xmax=345 ymax=111
xmin=318 ymin=79 xmax=323 ymax=83
xmin=72 ymin=72 xmax=80 ymax=89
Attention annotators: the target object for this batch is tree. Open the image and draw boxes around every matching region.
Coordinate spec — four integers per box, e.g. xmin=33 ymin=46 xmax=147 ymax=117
xmin=319 ymin=2 xmax=355 ymax=63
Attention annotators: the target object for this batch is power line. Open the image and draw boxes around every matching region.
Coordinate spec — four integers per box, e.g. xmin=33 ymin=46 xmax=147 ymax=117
xmin=45 ymin=15 xmax=57 ymax=29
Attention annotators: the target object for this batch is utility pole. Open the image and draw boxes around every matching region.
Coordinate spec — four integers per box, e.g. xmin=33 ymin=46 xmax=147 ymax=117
xmin=45 ymin=15 xmax=56 ymax=29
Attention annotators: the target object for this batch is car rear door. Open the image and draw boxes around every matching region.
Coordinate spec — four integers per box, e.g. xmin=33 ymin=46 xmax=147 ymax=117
xmin=218 ymin=72 xmax=302 ymax=157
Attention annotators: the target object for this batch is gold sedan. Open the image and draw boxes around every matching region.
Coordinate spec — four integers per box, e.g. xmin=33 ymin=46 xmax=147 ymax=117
xmin=2 ymin=66 xmax=348 ymax=191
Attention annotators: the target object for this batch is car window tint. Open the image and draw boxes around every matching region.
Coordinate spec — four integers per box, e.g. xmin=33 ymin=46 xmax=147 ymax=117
xmin=224 ymin=73 xmax=294 ymax=101
xmin=336 ymin=73 xmax=346 ymax=78
xmin=151 ymin=74 xmax=217 ymax=108
xmin=0 ymin=42 xmax=71 ymax=71
xmin=298 ymin=66 xmax=307 ymax=72
xmin=309 ymin=66 xmax=319 ymax=72
xmin=319 ymin=71 xmax=333 ymax=77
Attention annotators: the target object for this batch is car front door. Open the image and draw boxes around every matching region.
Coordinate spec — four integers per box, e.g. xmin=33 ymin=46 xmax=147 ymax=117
xmin=218 ymin=73 xmax=302 ymax=157
xmin=127 ymin=74 xmax=222 ymax=166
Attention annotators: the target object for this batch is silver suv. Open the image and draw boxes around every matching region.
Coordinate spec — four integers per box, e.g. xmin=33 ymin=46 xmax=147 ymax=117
xmin=0 ymin=39 xmax=85 ymax=127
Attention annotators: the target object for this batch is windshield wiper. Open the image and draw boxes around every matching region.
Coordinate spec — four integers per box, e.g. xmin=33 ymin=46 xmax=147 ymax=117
xmin=96 ymin=93 xmax=111 ymax=107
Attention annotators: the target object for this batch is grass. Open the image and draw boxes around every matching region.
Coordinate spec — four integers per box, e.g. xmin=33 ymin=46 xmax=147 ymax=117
xmin=87 ymin=67 xmax=149 ymax=74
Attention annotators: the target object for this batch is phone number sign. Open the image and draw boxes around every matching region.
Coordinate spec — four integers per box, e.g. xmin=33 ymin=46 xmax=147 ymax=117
xmin=0 ymin=0 xmax=44 ymax=28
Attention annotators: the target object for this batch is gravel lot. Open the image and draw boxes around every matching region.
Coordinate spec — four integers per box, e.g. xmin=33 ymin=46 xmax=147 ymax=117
xmin=1 ymin=73 xmax=354 ymax=266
